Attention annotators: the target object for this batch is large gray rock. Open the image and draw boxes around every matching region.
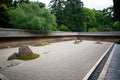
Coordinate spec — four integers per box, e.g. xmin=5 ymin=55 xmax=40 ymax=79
xmin=19 ymin=45 xmax=33 ymax=56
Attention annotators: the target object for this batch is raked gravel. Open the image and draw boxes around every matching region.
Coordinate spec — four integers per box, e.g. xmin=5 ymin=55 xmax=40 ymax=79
xmin=0 ymin=40 xmax=112 ymax=80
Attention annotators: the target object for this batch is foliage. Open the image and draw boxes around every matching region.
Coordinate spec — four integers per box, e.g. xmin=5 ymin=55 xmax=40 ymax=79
xmin=39 ymin=2 xmax=46 ymax=8
xmin=51 ymin=25 xmax=58 ymax=31
xmin=0 ymin=0 xmax=13 ymax=7
xmin=49 ymin=2 xmax=119 ymax=32
xmin=9 ymin=2 xmax=56 ymax=33
xmin=102 ymin=6 xmax=115 ymax=30
xmin=1 ymin=0 xmax=119 ymax=32
xmin=79 ymin=22 xmax=87 ymax=32
xmin=115 ymin=39 xmax=120 ymax=44
xmin=93 ymin=10 xmax=104 ymax=31
xmin=0 ymin=3 xmax=9 ymax=28
xmin=63 ymin=0 xmax=84 ymax=31
xmin=58 ymin=24 xmax=69 ymax=31
xmin=49 ymin=0 xmax=65 ymax=25
xmin=49 ymin=0 xmax=84 ymax=32
xmin=8 ymin=53 xmax=40 ymax=60
xmin=112 ymin=21 xmax=120 ymax=31
xmin=14 ymin=0 xmax=30 ymax=4
xmin=88 ymin=27 xmax=98 ymax=32
xmin=82 ymin=8 xmax=96 ymax=31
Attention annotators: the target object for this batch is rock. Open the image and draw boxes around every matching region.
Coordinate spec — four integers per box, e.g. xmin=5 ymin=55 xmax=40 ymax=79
xmin=19 ymin=45 xmax=33 ymax=56
xmin=7 ymin=62 xmax=20 ymax=67
xmin=8 ymin=45 xmax=33 ymax=60
xmin=8 ymin=52 xmax=18 ymax=60
xmin=0 ymin=74 xmax=9 ymax=80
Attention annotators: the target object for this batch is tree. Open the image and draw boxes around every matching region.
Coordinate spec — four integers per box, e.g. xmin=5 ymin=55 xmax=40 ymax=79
xmin=0 ymin=0 xmax=13 ymax=28
xmin=93 ymin=10 xmax=105 ymax=31
xmin=49 ymin=0 xmax=85 ymax=32
xmin=113 ymin=0 xmax=120 ymax=21
xmin=63 ymin=0 xmax=84 ymax=31
xmin=49 ymin=0 xmax=65 ymax=25
xmin=19 ymin=0 xmax=29 ymax=3
xmin=39 ymin=2 xmax=46 ymax=8
xmin=81 ymin=8 xmax=96 ymax=31
xmin=0 ymin=0 xmax=13 ymax=7
xmin=0 ymin=3 xmax=9 ymax=28
xmin=88 ymin=27 xmax=98 ymax=32
xmin=9 ymin=2 xmax=56 ymax=33
xmin=58 ymin=24 xmax=69 ymax=31
xmin=102 ymin=6 xmax=115 ymax=30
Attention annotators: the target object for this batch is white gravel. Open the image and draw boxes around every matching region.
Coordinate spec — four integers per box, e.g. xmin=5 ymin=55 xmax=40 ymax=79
xmin=0 ymin=40 xmax=112 ymax=80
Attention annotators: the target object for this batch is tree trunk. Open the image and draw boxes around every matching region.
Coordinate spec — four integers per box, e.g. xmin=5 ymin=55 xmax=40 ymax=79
xmin=113 ymin=0 xmax=120 ymax=21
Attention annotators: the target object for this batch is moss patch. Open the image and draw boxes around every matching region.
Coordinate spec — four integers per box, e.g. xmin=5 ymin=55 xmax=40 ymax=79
xmin=74 ymin=41 xmax=80 ymax=44
xmin=115 ymin=39 xmax=120 ymax=44
xmin=8 ymin=53 xmax=40 ymax=61
xmin=95 ymin=41 xmax=103 ymax=44
xmin=32 ymin=43 xmax=49 ymax=47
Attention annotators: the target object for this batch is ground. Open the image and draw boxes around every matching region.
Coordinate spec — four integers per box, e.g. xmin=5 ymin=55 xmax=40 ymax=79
xmin=0 ymin=40 xmax=112 ymax=80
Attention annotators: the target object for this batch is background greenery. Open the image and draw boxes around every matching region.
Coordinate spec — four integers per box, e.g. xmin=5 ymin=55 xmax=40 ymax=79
xmin=8 ymin=2 xmax=56 ymax=33
xmin=0 ymin=0 xmax=120 ymax=32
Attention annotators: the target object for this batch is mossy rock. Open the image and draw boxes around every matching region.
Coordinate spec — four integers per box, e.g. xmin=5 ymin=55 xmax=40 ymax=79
xmin=8 ymin=45 xmax=39 ymax=61
xmin=74 ymin=40 xmax=82 ymax=44
xmin=74 ymin=41 xmax=80 ymax=44
xmin=8 ymin=53 xmax=40 ymax=61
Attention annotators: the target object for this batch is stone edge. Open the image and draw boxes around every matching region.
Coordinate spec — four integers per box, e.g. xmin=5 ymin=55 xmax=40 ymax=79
xmin=82 ymin=43 xmax=114 ymax=80
xmin=97 ymin=44 xmax=116 ymax=80
xmin=0 ymin=73 xmax=9 ymax=80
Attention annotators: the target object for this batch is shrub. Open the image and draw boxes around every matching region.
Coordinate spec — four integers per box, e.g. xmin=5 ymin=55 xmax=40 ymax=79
xmin=88 ymin=27 xmax=98 ymax=32
xmin=9 ymin=2 xmax=56 ymax=33
xmin=115 ymin=39 xmax=120 ymax=44
xmin=112 ymin=21 xmax=120 ymax=31
xmin=58 ymin=24 xmax=69 ymax=31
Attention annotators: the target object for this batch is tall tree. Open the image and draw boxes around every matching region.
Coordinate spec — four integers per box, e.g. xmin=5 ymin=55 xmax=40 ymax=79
xmin=49 ymin=0 xmax=84 ymax=32
xmin=63 ymin=0 xmax=84 ymax=31
xmin=0 ymin=0 xmax=13 ymax=6
xmin=19 ymin=0 xmax=29 ymax=4
xmin=82 ymin=8 xmax=96 ymax=31
xmin=49 ymin=0 xmax=65 ymax=25
xmin=39 ymin=2 xmax=46 ymax=8
xmin=0 ymin=3 xmax=9 ymax=28
xmin=94 ymin=10 xmax=105 ymax=31
xmin=113 ymin=0 xmax=120 ymax=21
xmin=102 ymin=6 xmax=115 ymax=30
